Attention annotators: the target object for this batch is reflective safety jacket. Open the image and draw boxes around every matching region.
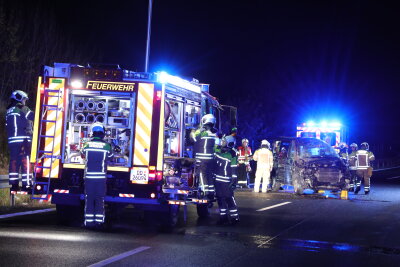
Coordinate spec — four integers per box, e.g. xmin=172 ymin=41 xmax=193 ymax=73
xmin=237 ymin=146 xmax=252 ymax=165
xmin=214 ymin=148 xmax=238 ymax=183
xmin=253 ymin=148 xmax=273 ymax=171
xmin=354 ymin=149 xmax=375 ymax=170
xmin=193 ymin=127 xmax=218 ymax=160
xmin=82 ymin=137 xmax=113 ymax=179
xmin=5 ymin=103 xmax=34 ymax=144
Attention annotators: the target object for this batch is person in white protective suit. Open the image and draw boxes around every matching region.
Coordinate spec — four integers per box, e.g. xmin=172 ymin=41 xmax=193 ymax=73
xmin=253 ymin=140 xmax=273 ymax=193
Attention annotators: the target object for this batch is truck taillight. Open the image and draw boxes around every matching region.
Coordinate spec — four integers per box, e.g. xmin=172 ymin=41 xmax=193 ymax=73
xmin=156 ymin=90 xmax=162 ymax=101
xmin=35 ymin=163 xmax=42 ymax=174
xmin=148 ymin=169 xmax=163 ymax=181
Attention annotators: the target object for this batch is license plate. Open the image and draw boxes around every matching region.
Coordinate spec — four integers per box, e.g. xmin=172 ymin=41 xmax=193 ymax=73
xmin=130 ymin=167 xmax=149 ymax=184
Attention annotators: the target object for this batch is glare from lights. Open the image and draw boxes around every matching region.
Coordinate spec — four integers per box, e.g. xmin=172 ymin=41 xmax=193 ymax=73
xmin=158 ymin=71 xmax=169 ymax=84
xmin=156 ymin=71 xmax=201 ymax=93
xmin=329 ymin=122 xmax=342 ymax=127
xmin=150 ymin=193 xmax=156 ymax=199
xmin=306 ymin=121 xmax=315 ymax=127
xmin=320 ymin=121 xmax=328 ymax=127
xmin=71 ymin=80 xmax=83 ymax=88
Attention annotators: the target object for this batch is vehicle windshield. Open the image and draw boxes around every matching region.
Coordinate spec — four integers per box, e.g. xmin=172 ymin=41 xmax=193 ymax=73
xmin=298 ymin=138 xmax=338 ymax=158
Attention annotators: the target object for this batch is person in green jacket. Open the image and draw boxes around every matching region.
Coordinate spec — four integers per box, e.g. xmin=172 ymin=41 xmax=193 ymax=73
xmin=214 ymin=135 xmax=239 ymax=225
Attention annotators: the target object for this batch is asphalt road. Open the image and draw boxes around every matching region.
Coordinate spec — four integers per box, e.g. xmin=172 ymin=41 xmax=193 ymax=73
xmin=1 ymin=170 xmax=400 ymax=267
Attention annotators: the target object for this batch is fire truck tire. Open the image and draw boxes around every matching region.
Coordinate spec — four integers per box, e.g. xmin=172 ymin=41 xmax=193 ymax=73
xmin=196 ymin=203 xmax=210 ymax=218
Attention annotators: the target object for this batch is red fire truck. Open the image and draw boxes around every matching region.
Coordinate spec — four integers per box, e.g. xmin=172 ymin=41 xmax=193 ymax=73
xmin=28 ymin=63 xmax=237 ymax=227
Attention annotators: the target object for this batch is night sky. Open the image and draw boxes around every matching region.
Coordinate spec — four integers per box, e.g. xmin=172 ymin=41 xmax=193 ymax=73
xmin=5 ymin=0 xmax=400 ymax=144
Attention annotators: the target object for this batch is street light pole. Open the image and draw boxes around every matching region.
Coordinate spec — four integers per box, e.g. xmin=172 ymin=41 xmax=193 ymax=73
xmin=145 ymin=0 xmax=153 ymax=73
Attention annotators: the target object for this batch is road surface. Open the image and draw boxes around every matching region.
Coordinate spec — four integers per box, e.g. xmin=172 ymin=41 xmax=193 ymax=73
xmin=1 ymin=170 xmax=400 ymax=266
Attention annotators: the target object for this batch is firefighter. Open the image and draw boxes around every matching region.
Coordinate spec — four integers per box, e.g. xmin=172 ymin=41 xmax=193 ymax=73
xmin=339 ymin=142 xmax=349 ymax=162
xmin=192 ymin=114 xmax=218 ymax=200
xmin=237 ymin=138 xmax=252 ymax=188
xmin=348 ymin=143 xmax=358 ymax=192
xmin=354 ymin=142 xmax=375 ymax=195
xmin=81 ymin=123 xmax=113 ymax=228
xmin=5 ymin=90 xmax=34 ymax=191
xmin=214 ymin=135 xmax=239 ymax=225
xmin=253 ymin=140 xmax=273 ymax=193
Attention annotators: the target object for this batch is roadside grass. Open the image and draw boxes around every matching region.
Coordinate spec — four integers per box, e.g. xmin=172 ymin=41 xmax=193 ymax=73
xmin=0 ymin=188 xmax=54 ymax=214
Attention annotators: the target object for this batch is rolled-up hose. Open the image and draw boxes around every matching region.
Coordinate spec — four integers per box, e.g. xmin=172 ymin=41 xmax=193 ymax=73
xmin=86 ymin=100 xmax=96 ymax=111
xmin=75 ymin=113 xmax=85 ymax=123
xmin=95 ymin=114 xmax=105 ymax=123
xmin=86 ymin=114 xmax=95 ymax=123
xmin=75 ymin=100 xmax=86 ymax=110
xmin=97 ymin=101 xmax=106 ymax=111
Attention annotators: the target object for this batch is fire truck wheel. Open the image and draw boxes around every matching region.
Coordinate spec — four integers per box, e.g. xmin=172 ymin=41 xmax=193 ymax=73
xmin=196 ymin=203 xmax=210 ymax=218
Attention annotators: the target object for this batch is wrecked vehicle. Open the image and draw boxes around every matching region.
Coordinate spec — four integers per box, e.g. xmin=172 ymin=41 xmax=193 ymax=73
xmin=271 ymin=137 xmax=350 ymax=194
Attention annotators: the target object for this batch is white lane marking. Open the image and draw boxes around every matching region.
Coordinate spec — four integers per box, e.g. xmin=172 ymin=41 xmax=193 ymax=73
xmin=0 ymin=208 xmax=55 ymax=219
xmin=386 ymin=176 xmax=400 ymax=180
xmin=256 ymin=202 xmax=291 ymax=212
xmin=88 ymin=246 xmax=151 ymax=267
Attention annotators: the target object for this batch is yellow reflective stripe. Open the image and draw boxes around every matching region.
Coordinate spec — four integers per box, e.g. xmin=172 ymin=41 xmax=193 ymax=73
xmin=133 ymin=83 xmax=154 ymax=166
xmin=157 ymin=86 xmax=165 ymax=170
xmin=30 ymin=77 xmax=43 ymax=163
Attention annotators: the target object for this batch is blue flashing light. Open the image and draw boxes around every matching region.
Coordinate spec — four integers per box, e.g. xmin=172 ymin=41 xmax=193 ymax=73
xmin=320 ymin=121 xmax=328 ymax=127
xmin=329 ymin=122 xmax=342 ymax=128
xmin=158 ymin=71 xmax=169 ymax=84
xmin=306 ymin=121 xmax=315 ymax=127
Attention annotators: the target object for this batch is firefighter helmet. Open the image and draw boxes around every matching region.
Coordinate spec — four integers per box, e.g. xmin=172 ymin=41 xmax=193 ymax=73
xmin=201 ymin=114 xmax=216 ymax=126
xmin=10 ymin=90 xmax=28 ymax=102
xmin=361 ymin=142 xmax=369 ymax=151
xmin=223 ymin=135 xmax=236 ymax=148
xmin=339 ymin=142 xmax=347 ymax=149
xmin=261 ymin=139 xmax=270 ymax=148
xmin=242 ymin=138 xmax=249 ymax=144
xmin=350 ymin=143 xmax=358 ymax=149
xmin=91 ymin=123 xmax=105 ymax=135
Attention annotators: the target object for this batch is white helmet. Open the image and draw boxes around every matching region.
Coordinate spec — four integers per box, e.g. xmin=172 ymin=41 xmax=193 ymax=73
xmin=242 ymin=138 xmax=249 ymax=144
xmin=350 ymin=143 xmax=358 ymax=149
xmin=361 ymin=142 xmax=369 ymax=151
xmin=91 ymin=123 xmax=105 ymax=135
xmin=11 ymin=90 xmax=28 ymax=102
xmin=223 ymin=135 xmax=236 ymax=148
xmin=201 ymin=114 xmax=216 ymax=126
xmin=261 ymin=139 xmax=270 ymax=148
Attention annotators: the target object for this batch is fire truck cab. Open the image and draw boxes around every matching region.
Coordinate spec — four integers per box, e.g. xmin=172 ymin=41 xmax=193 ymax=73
xmin=29 ymin=63 xmax=237 ymax=227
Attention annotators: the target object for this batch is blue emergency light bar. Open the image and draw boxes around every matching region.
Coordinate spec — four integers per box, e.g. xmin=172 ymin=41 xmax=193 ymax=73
xmin=303 ymin=121 xmax=342 ymax=128
xmin=156 ymin=71 xmax=201 ymax=94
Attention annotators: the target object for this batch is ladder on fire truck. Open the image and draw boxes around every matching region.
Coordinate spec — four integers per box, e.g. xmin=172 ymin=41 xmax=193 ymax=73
xmin=31 ymin=86 xmax=63 ymax=200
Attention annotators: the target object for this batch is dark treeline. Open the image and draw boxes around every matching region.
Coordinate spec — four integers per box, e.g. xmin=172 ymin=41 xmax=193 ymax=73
xmin=0 ymin=0 xmax=100 ymax=169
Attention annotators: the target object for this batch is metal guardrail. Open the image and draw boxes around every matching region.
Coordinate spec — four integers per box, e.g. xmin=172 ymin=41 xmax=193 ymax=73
xmin=0 ymin=175 xmax=10 ymax=189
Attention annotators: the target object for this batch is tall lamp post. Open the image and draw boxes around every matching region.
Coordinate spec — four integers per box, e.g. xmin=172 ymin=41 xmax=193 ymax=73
xmin=145 ymin=0 xmax=153 ymax=72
